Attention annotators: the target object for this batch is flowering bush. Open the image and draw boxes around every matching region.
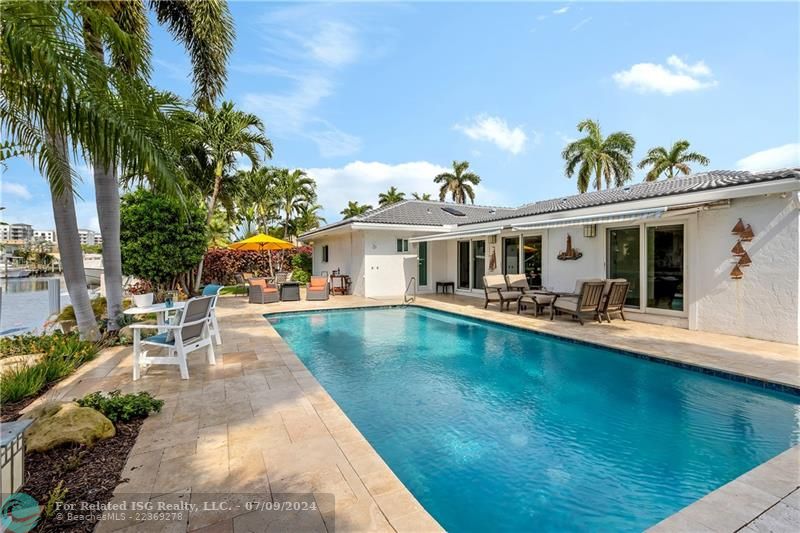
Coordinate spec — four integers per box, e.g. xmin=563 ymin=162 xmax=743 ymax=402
xmin=128 ymin=280 xmax=153 ymax=295
xmin=201 ymin=246 xmax=312 ymax=285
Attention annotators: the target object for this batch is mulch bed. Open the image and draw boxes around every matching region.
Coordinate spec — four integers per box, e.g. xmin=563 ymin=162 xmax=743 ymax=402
xmin=19 ymin=418 xmax=144 ymax=533
xmin=0 ymin=382 xmax=59 ymax=423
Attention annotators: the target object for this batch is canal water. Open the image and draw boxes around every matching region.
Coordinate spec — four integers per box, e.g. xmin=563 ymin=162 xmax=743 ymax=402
xmin=0 ymin=277 xmax=72 ymax=336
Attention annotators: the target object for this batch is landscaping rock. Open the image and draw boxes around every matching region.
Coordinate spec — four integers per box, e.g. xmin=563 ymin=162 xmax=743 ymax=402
xmin=24 ymin=402 xmax=115 ymax=452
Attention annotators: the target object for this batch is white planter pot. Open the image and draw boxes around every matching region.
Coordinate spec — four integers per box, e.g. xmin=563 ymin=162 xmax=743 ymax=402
xmin=133 ymin=293 xmax=154 ymax=307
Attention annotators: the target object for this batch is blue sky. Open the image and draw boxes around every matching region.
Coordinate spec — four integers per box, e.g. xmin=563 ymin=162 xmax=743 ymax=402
xmin=2 ymin=1 xmax=799 ymax=230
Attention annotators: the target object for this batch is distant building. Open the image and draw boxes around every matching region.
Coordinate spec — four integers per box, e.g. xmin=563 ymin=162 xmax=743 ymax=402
xmin=0 ymin=223 xmax=34 ymax=242
xmin=33 ymin=229 xmax=57 ymax=243
xmin=78 ymin=229 xmax=99 ymax=246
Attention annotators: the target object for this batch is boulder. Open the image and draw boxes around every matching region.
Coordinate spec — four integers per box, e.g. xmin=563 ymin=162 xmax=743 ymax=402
xmin=24 ymin=402 xmax=115 ymax=452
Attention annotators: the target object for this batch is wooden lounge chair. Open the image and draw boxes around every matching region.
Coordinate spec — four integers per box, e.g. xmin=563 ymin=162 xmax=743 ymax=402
xmin=483 ymin=275 xmax=520 ymax=311
xmin=306 ymin=276 xmax=329 ymax=301
xmin=504 ymin=274 xmax=529 ymax=293
xmin=130 ymin=296 xmax=216 ymax=380
xmin=248 ymin=277 xmax=279 ymax=304
xmin=550 ymin=281 xmax=606 ymax=325
xmin=599 ymin=279 xmax=630 ymax=322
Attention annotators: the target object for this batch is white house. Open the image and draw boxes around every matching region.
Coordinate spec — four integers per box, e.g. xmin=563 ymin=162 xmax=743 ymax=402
xmin=300 ymin=169 xmax=800 ymax=345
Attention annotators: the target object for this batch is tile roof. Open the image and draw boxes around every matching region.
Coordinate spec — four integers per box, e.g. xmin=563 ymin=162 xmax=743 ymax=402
xmin=300 ymin=168 xmax=799 ymax=238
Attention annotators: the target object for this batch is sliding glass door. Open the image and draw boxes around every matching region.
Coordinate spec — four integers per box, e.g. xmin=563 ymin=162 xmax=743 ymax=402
xmin=608 ymin=227 xmax=641 ymax=307
xmin=647 ymin=225 xmax=684 ymax=311
xmin=522 ymin=236 xmax=542 ymax=288
xmin=472 ymin=240 xmax=486 ymax=289
xmin=607 ymin=223 xmax=685 ymax=313
xmin=457 ymin=241 xmax=470 ymax=289
xmin=503 ymin=237 xmax=519 ymax=275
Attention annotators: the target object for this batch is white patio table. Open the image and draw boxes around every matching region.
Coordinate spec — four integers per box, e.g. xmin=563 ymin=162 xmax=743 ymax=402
xmin=123 ymin=301 xmax=185 ymax=333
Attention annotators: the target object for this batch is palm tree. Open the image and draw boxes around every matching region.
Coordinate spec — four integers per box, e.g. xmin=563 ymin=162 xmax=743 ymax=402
xmin=1 ymin=2 xmax=185 ymax=338
xmin=81 ymin=0 xmax=234 ymax=331
xmin=638 ymin=140 xmax=710 ymax=181
xmin=340 ymin=201 xmax=372 ymax=218
xmin=236 ymin=167 xmax=279 ymax=233
xmin=272 ymin=168 xmax=316 ymax=239
xmin=562 ymin=119 xmax=636 ymax=193
xmin=434 ymin=161 xmax=481 ymax=203
xmin=412 ymin=192 xmax=432 ymax=201
xmin=378 ymin=187 xmax=405 ymax=206
xmin=292 ymin=203 xmax=326 ymax=236
xmin=190 ymin=101 xmax=273 ymax=289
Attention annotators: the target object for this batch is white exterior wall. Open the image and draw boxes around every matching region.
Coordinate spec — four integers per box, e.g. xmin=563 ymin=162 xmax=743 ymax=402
xmin=363 ymin=230 xmax=417 ymax=298
xmin=693 ymin=194 xmax=799 ymax=344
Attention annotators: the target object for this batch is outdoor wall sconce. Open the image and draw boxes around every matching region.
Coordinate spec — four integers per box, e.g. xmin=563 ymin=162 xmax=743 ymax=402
xmin=583 ymin=224 xmax=597 ymax=238
xmin=557 ymin=234 xmax=583 ymax=260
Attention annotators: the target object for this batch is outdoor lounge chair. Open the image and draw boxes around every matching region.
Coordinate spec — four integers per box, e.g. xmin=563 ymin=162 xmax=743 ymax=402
xmin=504 ymin=274 xmax=529 ymax=293
xmin=306 ymin=276 xmax=329 ymax=301
xmin=483 ymin=275 xmax=521 ymax=311
xmin=598 ymin=279 xmax=630 ymax=322
xmin=130 ymin=296 xmax=216 ymax=380
xmin=201 ymin=284 xmax=223 ymax=344
xmin=248 ymin=277 xmax=279 ymax=304
xmin=550 ymin=281 xmax=606 ymax=325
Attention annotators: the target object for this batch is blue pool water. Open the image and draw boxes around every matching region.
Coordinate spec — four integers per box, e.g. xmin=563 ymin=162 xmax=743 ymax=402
xmin=268 ymin=307 xmax=800 ymax=532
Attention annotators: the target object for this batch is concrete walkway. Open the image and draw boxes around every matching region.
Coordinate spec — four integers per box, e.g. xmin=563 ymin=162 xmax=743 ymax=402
xmin=29 ymin=292 xmax=799 ymax=532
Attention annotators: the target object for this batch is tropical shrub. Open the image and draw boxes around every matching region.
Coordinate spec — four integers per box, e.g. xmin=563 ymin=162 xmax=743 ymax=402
xmin=291 ymin=251 xmax=312 ymax=284
xmin=77 ymin=390 xmax=164 ymax=422
xmin=201 ymin=246 xmax=312 ymax=285
xmin=0 ymin=333 xmax=99 ymax=403
xmin=120 ymin=189 xmax=207 ymax=290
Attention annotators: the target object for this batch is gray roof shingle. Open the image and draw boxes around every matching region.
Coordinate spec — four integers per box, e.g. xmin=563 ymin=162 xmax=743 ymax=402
xmin=300 ymin=168 xmax=799 ymax=238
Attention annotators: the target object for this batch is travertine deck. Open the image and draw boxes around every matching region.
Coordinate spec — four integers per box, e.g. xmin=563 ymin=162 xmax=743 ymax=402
xmin=27 ymin=291 xmax=799 ymax=532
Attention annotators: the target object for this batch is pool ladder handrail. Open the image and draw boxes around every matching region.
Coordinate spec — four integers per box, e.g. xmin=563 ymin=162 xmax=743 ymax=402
xmin=404 ymin=276 xmax=417 ymax=303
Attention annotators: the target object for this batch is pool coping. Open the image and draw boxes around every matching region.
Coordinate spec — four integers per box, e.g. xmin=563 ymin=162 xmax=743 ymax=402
xmin=265 ymin=303 xmax=800 ymax=397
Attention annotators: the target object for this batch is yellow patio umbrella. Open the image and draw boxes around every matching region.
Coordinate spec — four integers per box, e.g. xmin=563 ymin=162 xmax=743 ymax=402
xmin=229 ymin=233 xmax=294 ymax=277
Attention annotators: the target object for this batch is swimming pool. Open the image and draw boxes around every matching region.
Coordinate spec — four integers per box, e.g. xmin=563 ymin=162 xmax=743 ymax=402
xmin=267 ymin=306 xmax=800 ymax=532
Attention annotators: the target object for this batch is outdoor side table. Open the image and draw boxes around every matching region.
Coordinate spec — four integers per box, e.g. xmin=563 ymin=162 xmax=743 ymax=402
xmin=436 ymin=281 xmax=455 ymax=294
xmin=1 ymin=419 xmax=33 ymax=494
xmin=280 ymin=282 xmax=301 ymax=301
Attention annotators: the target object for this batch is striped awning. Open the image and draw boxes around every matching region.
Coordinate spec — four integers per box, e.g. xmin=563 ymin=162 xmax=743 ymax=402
xmin=511 ymin=207 xmax=667 ymax=231
xmin=408 ymin=227 xmax=501 ymax=243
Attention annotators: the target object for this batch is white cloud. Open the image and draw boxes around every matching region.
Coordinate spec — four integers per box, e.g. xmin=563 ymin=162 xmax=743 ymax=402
xmin=553 ymin=6 xmax=570 ymax=15
xmin=454 ymin=115 xmax=529 ymax=155
xmin=612 ymin=55 xmax=717 ymax=95
xmin=241 ymin=7 xmax=363 ymax=157
xmin=304 ymin=161 xmax=509 ymax=219
xmin=736 ymin=143 xmax=800 ymax=171
xmin=571 ymin=17 xmax=592 ymax=32
xmin=1 ymin=182 xmax=32 ymax=200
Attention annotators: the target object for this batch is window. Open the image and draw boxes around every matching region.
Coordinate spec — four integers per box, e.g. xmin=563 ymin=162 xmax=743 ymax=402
xmin=647 ymin=225 xmax=684 ymax=312
xmin=457 ymin=241 xmax=470 ymax=289
xmin=321 ymin=245 xmax=329 ymax=263
xmin=522 ymin=236 xmax=542 ymax=288
xmin=607 ymin=227 xmax=640 ymax=307
xmin=503 ymin=237 xmax=519 ymax=275
xmin=396 ymin=239 xmax=409 ymax=252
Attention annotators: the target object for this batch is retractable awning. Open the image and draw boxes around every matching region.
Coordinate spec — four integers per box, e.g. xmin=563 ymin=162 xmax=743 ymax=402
xmin=408 ymin=227 xmax=501 ymax=243
xmin=511 ymin=206 xmax=667 ymax=231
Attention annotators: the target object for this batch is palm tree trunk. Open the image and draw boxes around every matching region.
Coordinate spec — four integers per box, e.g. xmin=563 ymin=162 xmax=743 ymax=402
xmin=193 ymin=174 xmax=222 ymax=291
xmin=93 ymin=162 xmax=123 ymax=331
xmin=283 ymin=207 xmax=290 ymax=239
xmin=49 ymin=134 xmax=99 ymax=340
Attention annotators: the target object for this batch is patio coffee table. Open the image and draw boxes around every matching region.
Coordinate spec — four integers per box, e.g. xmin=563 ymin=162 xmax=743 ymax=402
xmin=279 ymin=282 xmax=301 ymax=301
xmin=516 ymin=290 xmax=559 ymax=317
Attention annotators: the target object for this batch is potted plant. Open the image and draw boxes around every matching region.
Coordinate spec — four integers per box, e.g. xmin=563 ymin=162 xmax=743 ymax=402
xmin=130 ymin=280 xmax=154 ymax=307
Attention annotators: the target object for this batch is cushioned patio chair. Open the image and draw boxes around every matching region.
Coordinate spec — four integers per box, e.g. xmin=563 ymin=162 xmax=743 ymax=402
xmin=248 ymin=277 xmax=279 ymax=304
xmin=130 ymin=296 xmax=216 ymax=380
xmin=483 ymin=275 xmax=521 ymax=311
xmin=306 ymin=276 xmax=329 ymax=301
xmin=598 ymin=279 xmax=630 ymax=323
xmin=550 ymin=281 xmax=606 ymax=325
xmin=504 ymin=274 xmax=529 ymax=293
xmin=201 ymin=283 xmax=223 ymax=344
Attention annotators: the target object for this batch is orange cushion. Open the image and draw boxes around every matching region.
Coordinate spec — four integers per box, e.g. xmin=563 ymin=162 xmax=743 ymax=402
xmin=310 ymin=277 xmax=326 ymax=288
xmin=263 ymin=287 xmax=277 ymax=293
xmin=250 ymin=279 xmax=267 ymax=288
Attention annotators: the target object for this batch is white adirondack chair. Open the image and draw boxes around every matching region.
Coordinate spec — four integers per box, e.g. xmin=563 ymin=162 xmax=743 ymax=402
xmin=131 ymin=296 xmax=216 ymax=380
